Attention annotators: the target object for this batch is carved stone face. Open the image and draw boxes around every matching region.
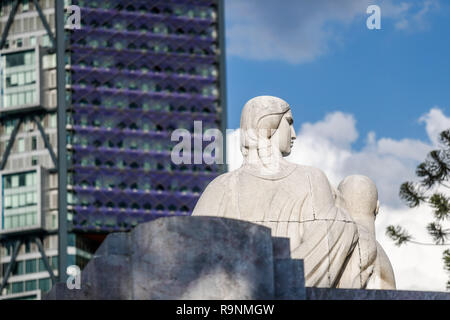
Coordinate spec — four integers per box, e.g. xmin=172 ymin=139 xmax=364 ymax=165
xmin=271 ymin=110 xmax=296 ymax=157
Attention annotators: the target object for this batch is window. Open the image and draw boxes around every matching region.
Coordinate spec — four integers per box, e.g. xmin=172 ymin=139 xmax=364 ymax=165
xmin=19 ymin=173 xmax=26 ymax=186
xmin=11 ymin=94 xmax=17 ymax=106
xmin=11 ymin=195 xmax=18 ymax=208
xmin=18 ymin=72 xmax=25 ymax=86
xmin=50 ymin=113 xmax=57 ymax=128
xmin=38 ymin=278 xmax=50 ymax=292
xmin=2 ymin=263 xmax=8 ymax=277
xmin=25 ymin=280 xmax=36 ymax=291
xmin=1 ymin=50 xmax=38 ymax=109
xmin=51 ymin=256 xmax=58 ymax=270
xmin=12 ymin=175 xmax=19 ymax=188
xmin=17 ymin=261 xmax=25 ymax=275
xmin=5 ymin=50 xmax=35 ymax=68
xmin=2 ymin=171 xmax=39 ymax=231
xmin=12 ymin=282 xmax=24 ymax=294
xmin=19 ymin=193 xmax=26 ymax=206
xmin=23 ymin=0 xmax=30 ymax=12
xmin=25 ymin=71 xmax=32 ymax=84
xmin=12 ymin=260 xmax=24 ymax=275
xmin=41 ymin=35 xmax=51 ymax=47
xmin=4 ymin=176 xmax=11 ymax=188
xmin=31 ymin=156 xmax=38 ymax=166
xmin=17 ymin=93 xmax=24 ymax=106
xmin=26 ymin=259 xmax=37 ymax=273
xmin=42 ymin=54 xmax=56 ymax=69
xmin=18 ymin=138 xmax=25 ymax=152
xmin=4 ymin=196 xmax=11 ymax=209
xmin=38 ymin=258 xmax=47 ymax=272
xmin=30 ymin=36 xmax=36 ymax=46
xmin=25 ymin=171 xmax=36 ymax=186
xmin=5 ymin=120 xmax=16 ymax=134
xmin=28 ymin=191 xmax=35 ymax=204
xmin=32 ymin=136 xmax=37 ymax=150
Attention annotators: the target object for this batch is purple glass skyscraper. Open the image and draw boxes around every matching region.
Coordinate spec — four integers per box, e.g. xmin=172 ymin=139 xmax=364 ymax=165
xmin=66 ymin=0 xmax=227 ymax=232
xmin=0 ymin=0 xmax=225 ymax=299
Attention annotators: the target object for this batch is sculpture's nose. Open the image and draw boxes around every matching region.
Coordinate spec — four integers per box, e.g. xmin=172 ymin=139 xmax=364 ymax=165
xmin=291 ymin=125 xmax=297 ymax=140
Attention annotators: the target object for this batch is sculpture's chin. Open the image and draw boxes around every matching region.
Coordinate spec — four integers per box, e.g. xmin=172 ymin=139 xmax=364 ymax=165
xmin=281 ymin=150 xmax=291 ymax=157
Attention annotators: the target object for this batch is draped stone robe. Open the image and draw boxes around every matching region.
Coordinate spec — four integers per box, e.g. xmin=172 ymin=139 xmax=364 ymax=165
xmin=193 ymin=163 xmax=360 ymax=288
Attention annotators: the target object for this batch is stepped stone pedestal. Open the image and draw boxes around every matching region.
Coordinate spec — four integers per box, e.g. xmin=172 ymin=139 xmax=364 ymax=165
xmin=45 ymin=216 xmax=305 ymax=300
xmin=45 ymin=216 xmax=450 ymax=300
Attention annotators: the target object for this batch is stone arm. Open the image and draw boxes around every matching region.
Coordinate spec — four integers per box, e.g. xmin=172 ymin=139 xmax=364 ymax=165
xmin=366 ymin=243 xmax=396 ymax=290
xmin=292 ymin=168 xmax=359 ymax=288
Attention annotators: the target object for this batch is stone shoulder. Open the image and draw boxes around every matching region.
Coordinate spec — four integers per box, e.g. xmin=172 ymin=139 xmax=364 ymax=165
xmin=292 ymin=164 xmax=330 ymax=184
xmin=206 ymin=170 xmax=236 ymax=188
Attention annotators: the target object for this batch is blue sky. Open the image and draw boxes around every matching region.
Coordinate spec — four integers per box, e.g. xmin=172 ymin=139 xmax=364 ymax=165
xmin=225 ymin=0 xmax=450 ymax=150
xmin=223 ymin=0 xmax=450 ymax=291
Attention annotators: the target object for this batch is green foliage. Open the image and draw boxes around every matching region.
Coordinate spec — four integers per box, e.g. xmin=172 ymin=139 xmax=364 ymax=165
xmin=429 ymin=193 xmax=450 ymax=220
xmin=439 ymin=130 xmax=450 ymax=148
xmin=386 ymin=225 xmax=412 ymax=246
xmin=426 ymin=222 xmax=450 ymax=245
xmin=388 ymin=128 xmax=450 ymax=289
xmin=416 ymin=150 xmax=449 ymax=188
xmin=399 ymin=182 xmax=426 ymax=208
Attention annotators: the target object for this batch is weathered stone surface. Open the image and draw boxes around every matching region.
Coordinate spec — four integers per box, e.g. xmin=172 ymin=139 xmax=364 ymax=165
xmin=80 ymin=255 xmax=132 ymax=299
xmin=45 ymin=216 xmax=282 ymax=300
xmin=274 ymin=259 xmax=306 ymax=300
xmin=337 ymin=175 xmax=396 ymax=289
xmin=75 ymin=232 xmax=133 ymax=299
xmin=94 ymin=232 xmax=131 ymax=257
xmin=272 ymin=237 xmax=291 ymax=259
xmin=272 ymin=237 xmax=306 ymax=300
xmin=129 ymin=216 xmax=275 ymax=299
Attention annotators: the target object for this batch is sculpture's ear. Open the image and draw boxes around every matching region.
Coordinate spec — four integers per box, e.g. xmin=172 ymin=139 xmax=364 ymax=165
xmin=374 ymin=200 xmax=380 ymax=218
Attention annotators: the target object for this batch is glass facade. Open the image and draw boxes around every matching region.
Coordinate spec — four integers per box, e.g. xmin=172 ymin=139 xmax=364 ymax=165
xmin=0 ymin=49 xmax=38 ymax=109
xmin=1 ymin=171 xmax=38 ymax=231
xmin=3 ymin=277 xmax=52 ymax=295
xmin=67 ymin=0 xmax=226 ymax=232
xmin=1 ymin=253 xmax=57 ymax=295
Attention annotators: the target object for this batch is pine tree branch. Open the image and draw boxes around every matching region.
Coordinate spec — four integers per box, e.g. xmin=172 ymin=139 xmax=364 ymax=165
xmin=408 ymin=240 xmax=450 ymax=246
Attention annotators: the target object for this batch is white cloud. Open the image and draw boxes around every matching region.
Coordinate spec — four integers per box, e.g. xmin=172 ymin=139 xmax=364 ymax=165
xmin=226 ymin=107 xmax=450 ymax=291
xmin=226 ymin=0 xmax=438 ymax=64
xmin=376 ymin=205 xmax=449 ymax=291
xmin=420 ymin=107 xmax=450 ymax=145
xmin=300 ymin=112 xmax=358 ymax=149
xmin=394 ymin=0 xmax=439 ymax=31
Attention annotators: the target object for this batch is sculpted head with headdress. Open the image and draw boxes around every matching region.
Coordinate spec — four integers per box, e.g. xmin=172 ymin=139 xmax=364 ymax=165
xmin=240 ymin=96 xmax=296 ymax=170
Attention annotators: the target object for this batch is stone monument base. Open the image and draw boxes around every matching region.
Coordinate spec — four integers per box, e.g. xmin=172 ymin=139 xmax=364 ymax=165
xmin=45 ymin=217 xmax=450 ymax=300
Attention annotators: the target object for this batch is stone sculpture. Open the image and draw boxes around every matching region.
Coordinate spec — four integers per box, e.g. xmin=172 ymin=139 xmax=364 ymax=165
xmin=336 ymin=175 xmax=396 ymax=289
xmin=192 ymin=95 xmax=395 ymax=289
